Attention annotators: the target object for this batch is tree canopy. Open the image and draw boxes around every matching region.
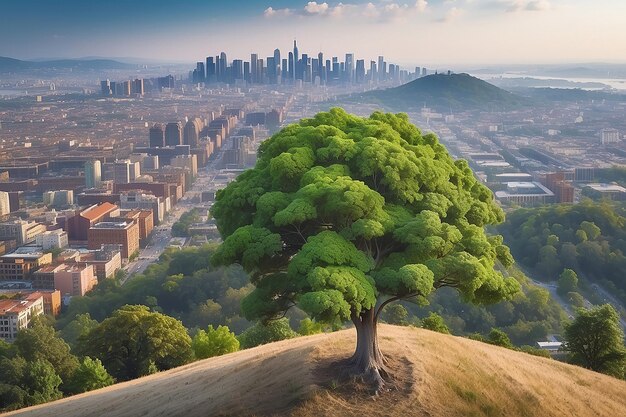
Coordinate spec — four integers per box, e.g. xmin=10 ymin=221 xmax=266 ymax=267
xmin=211 ymin=108 xmax=518 ymax=389
xmin=78 ymin=305 xmax=193 ymax=381
xmin=564 ymin=304 xmax=626 ymax=378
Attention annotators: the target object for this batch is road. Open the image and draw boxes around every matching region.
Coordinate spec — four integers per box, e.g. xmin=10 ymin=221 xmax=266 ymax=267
xmin=120 ymin=150 xmax=226 ymax=284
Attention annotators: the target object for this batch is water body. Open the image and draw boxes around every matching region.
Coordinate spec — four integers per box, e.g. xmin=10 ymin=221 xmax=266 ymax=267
xmin=473 ymin=72 xmax=626 ymax=91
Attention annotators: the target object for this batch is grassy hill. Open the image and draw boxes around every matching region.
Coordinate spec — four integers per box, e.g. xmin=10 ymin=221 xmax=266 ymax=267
xmin=359 ymin=73 xmax=527 ymax=111
xmin=6 ymin=325 xmax=626 ymax=417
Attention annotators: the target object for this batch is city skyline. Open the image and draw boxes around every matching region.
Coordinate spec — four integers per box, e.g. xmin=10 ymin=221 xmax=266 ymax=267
xmin=1 ymin=1 xmax=626 ymax=66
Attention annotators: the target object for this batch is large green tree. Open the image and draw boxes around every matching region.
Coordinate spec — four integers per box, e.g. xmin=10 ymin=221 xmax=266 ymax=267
xmin=78 ymin=305 xmax=193 ymax=381
xmin=564 ymin=304 xmax=626 ymax=378
xmin=211 ymin=108 xmax=518 ymax=391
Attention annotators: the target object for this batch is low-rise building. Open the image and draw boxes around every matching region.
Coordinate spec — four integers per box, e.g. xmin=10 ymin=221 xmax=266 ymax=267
xmin=35 ymin=229 xmax=69 ymax=250
xmin=88 ymin=221 xmax=139 ymax=259
xmin=0 ymin=252 xmax=52 ymax=283
xmin=0 ymin=292 xmax=44 ymax=342
xmin=0 ymin=220 xmax=47 ymax=245
xmin=76 ymin=245 xmax=122 ymax=280
xmin=53 ymin=263 xmax=97 ymax=297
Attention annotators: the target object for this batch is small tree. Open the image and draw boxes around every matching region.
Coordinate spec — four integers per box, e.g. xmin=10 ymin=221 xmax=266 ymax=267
xmin=192 ymin=325 xmax=239 ymax=359
xmin=487 ymin=328 xmax=514 ymax=349
xmin=381 ymin=304 xmax=409 ymax=326
xmin=564 ymin=304 xmax=626 ymax=377
xmin=211 ymin=109 xmax=519 ymax=391
xmin=79 ymin=305 xmax=193 ymax=381
xmin=65 ymin=357 xmax=115 ymax=394
xmin=237 ymin=318 xmax=298 ymax=349
xmin=298 ymin=318 xmax=323 ymax=335
xmin=421 ymin=312 xmax=450 ymax=334
xmin=557 ymin=269 xmax=578 ymax=296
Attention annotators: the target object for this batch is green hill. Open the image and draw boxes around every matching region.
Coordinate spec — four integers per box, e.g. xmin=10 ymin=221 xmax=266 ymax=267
xmin=360 ymin=73 xmax=528 ymax=111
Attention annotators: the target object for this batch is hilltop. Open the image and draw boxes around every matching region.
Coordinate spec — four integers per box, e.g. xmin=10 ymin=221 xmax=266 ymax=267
xmin=359 ymin=73 xmax=527 ymax=111
xmin=6 ymin=325 xmax=626 ymax=417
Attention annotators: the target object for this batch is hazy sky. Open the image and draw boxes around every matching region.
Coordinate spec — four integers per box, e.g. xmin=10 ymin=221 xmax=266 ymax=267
xmin=1 ymin=0 xmax=625 ymax=66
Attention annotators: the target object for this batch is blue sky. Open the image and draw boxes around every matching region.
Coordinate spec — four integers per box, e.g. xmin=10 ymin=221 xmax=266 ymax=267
xmin=1 ymin=1 xmax=625 ymax=66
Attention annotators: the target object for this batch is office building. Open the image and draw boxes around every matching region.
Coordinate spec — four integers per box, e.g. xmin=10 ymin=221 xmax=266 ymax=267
xmin=0 ymin=252 xmax=52 ymax=283
xmin=35 ymin=229 xmax=69 ymax=250
xmin=0 ymin=220 xmax=47 ymax=245
xmin=85 ymin=160 xmax=102 ymax=188
xmin=67 ymin=202 xmax=120 ymax=241
xmin=165 ymin=122 xmax=183 ymax=146
xmin=184 ymin=118 xmax=202 ymax=147
xmin=54 ymin=263 xmax=97 ymax=297
xmin=149 ymin=123 xmax=166 ymax=148
xmin=88 ymin=221 xmax=139 ymax=259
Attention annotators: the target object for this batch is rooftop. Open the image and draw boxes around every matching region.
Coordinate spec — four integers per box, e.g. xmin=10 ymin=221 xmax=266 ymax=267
xmin=0 ymin=293 xmax=43 ymax=315
xmin=586 ymin=183 xmax=626 ymax=193
xmin=91 ymin=221 xmax=131 ymax=229
xmin=81 ymin=202 xmax=118 ymax=221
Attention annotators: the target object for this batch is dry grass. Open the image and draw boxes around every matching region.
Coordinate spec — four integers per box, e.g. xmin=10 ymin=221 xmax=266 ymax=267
xmin=6 ymin=325 xmax=626 ymax=417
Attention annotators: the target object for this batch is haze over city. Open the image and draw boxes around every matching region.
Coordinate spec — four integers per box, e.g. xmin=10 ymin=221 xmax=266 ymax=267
xmin=2 ymin=0 xmax=626 ymax=65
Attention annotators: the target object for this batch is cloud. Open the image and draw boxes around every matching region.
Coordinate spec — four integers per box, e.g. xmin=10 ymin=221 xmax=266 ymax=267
xmin=502 ymin=0 xmax=552 ymax=12
xmin=436 ymin=6 xmax=463 ymax=23
xmin=263 ymin=1 xmax=428 ymax=21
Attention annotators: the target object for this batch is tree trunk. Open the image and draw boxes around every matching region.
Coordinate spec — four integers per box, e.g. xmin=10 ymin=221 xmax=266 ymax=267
xmin=347 ymin=308 xmax=389 ymax=393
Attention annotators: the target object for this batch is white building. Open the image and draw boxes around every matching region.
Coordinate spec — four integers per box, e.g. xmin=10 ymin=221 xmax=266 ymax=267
xmin=0 ymin=293 xmax=44 ymax=342
xmin=601 ymin=128 xmax=620 ymax=145
xmin=43 ymin=190 xmax=74 ymax=208
xmin=35 ymin=229 xmax=69 ymax=250
xmin=0 ymin=191 xmax=9 ymax=217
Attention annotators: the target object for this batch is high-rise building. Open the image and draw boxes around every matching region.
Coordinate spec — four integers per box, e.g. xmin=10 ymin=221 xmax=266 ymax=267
xmin=345 ymin=53 xmax=354 ymax=83
xmin=114 ymin=160 xmax=131 ymax=184
xmin=232 ymin=59 xmax=244 ymax=80
xmin=165 ymin=122 xmax=182 ymax=146
xmin=244 ymin=61 xmax=251 ymax=83
xmin=273 ymin=48 xmax=281 ymax=80
xmin=85 ymin=160 xmax=102 ymax=189
xmin=100 ymin=80 xmax=111 ymax=96
xmin=378 ymin=56 xmax=385 ymax=82
xmin=293 ymin=40 xmax=299 ymax=80
xmin=251 ymin=53 xmax=258 ymax=84
xmin=149 ymin=123 xmax=165 ymax=148
xmin=206 ymin=56 xmax=215 ymax=82
xmin=219 ymin=52 xmax=227 ymax=82
xmin=184 ymin=119 xmax=201 ymax=147
xmin=0 ymin=191 xmax=10 ymax=217
xmin=317 ymin=52 xmax=324 ymax=82
xmin=132 ymin=78 xmax=144 ymax=95
xmin=267 ymin=57 xmax=277 ymax=84
xmin=288 ymin=52 xmax=294 ymax=81
xmin=196 ymin=61 xmax=205 ymax=82
xmin=356 ymin=59 xmax=365 ymax=84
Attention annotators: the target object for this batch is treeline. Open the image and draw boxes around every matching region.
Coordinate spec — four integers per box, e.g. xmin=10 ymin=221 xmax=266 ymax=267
xmin=380 ymin=267 xmax=566 ymax=346
xmin=171 ymin=208 xmax=203 ymax=237
xmin=498 ymin=200 xmax=626 ymax=304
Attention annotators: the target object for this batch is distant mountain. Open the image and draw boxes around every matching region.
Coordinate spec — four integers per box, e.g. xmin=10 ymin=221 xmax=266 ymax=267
xmin=359 ymin=73 xmax=528 ymax=111
xmin=0 ymin=56 xmax=134 ymax=73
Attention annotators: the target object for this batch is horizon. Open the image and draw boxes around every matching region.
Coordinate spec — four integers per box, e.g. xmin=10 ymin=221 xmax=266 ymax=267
xmin=2 ymin=1 xmax=625 ymax=67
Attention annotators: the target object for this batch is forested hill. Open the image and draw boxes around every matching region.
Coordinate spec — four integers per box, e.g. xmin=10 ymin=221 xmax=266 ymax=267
xmin=358 ymin=73 xmax=527 ymax=111
xmin=498 ymin=201 xmax=626 ymax=304
xmin=7 ymin=326 xmax=626 ymax=417
xmin=0 ymin=56 xmax=133 ymax=72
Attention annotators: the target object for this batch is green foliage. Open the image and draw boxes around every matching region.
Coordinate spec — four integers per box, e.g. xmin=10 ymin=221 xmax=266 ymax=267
xmin=0 ymin=357 xmax=62 ymax=410
xmin=499 ymin=201 xmax=626 ymax=303
xmin=237 ymin=318 xmax=298 ymax=349
xmin=57 ymin=245 xmax=249 ymax=332
xmin=212 ymin=108 xmax=518 ymax=329
xmin=557 ymin=269 xmax=579 ymax=296
xmin=519 ymin=345 xmax=552 ymax=358
xmin=564 ymin=304 xmax=626 ymax=378
xmin=13 ymin=316 xmax=79 ymax=383
xmin=566 ymin=292 xmax=585 ymax=308
xmin=59 ymin=313 xmax=99 ymax=351
xmin=297 ymin=318 xmax=323 ymax=335
xmin=65 ymin=357 xmax=114 ymax=394
xmin=487 ymin=328 xmax=514 ymax=349
xmin=172 ymin=208 xmax=202 ymax=237
xmin=192 ymin=325 xmax=239 ymax=359
xmin=421 ymin=312 xmax=450 ymax=334
xmin=381 ymin=304 xmax=409 ymax=326
xmin=78 ymin=305 xmax=193 ymax=381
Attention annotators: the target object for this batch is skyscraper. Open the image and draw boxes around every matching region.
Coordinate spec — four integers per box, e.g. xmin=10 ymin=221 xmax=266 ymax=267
xmin=293 ymin=40 xmax=299 ymax=80
xmin=317 ymin=52 xmax=324 ymax=82
xmin=345 ymin=53 xmax=354 ymax=83
xmin=273 ymin=48 xmax=281 ymax=80
xmin=114 ymin=160 xmax=131 ymax=184
xmin=85 ymin=160 xmax=102 ymax=189
xmin=149 ymin=123 xmax=165 ymax=148
xmin=184 ymin=119 xmax=201 ymax=147
xmin=196 ymin=62 xmax=205 ymax=82
xmin=288 ymin=52 xmax=294 ymax=81
xmin=165 ymin=122 xmax=182 ymax=146
xmin=206 ymin=56 xmax=215 ymax=82
xmin=356 ymin=59 xmax=365 ymax=84
xmin=267 ymin=57 xmax=277 ymax=84
xmin=219 ymin=52 xmax=227 ymax=82
xmin=378 ymin=56 xmax=385 ymax=82
xmin=251 ymin=53 xmax=258 ymax=84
